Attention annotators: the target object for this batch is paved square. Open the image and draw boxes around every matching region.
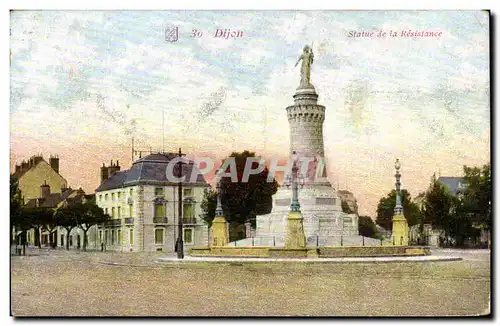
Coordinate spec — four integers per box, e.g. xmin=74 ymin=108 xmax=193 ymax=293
xmin=10 ymin=249 xmax=490 ymax=316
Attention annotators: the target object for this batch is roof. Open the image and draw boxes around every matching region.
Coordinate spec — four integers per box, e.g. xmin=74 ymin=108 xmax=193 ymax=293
xmin=12 ymin=161 xmax=42 ymax=179
xmin=95 ymin=153 xmax=208 ymax=192
xmin=25 ymin=188 xmax=75 ymax=209
xmin=437 ymin=177 xmax=467 ymax=195
xmin=12 ymin=157 xmax=65 ymax=182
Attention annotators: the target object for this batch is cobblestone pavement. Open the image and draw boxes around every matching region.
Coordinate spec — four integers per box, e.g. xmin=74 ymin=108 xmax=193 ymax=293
xmin=10 ymin=248 xmax=490 ymax=316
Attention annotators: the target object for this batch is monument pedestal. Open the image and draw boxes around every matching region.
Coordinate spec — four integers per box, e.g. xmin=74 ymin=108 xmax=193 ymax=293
xmin=392 ymin=214 xmax=409 ymax=246
xmin=285 ymin=211 xmax=307 ymax=249
xmin=210 ymin=217 xmax=229 ymax=247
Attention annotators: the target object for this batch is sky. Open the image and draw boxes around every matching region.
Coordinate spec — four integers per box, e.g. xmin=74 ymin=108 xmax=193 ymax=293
xmin=10 ymin=10 xmax=490 ymax=217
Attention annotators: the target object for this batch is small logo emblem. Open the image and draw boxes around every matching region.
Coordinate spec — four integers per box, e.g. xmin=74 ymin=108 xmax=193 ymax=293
xmin=165 ymin=26 xmax=179 ymax=43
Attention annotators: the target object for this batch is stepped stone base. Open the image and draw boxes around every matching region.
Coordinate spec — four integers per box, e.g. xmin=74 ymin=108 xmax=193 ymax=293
xmin=189 ymin=246 xmax=431 ymax=258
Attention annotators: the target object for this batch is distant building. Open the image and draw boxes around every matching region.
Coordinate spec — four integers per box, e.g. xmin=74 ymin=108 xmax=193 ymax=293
xmin=11 ymin=154 xmax=89 ymax=248
xmin=409 ymin=224 xmax=442 ymax=247
xmin=12 ymin=154 xmax=67 ymax=202
xmin=437 ymin=176 xmax=468 ymax=197
xmin=94 ymin=153 xmax=210 ymax=253
xmin=23 ymin=185 xmax=86 ymax=247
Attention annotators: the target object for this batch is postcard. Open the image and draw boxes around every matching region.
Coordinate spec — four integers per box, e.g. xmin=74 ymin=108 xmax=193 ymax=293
xmin=10 ymin=10 xmax=491 ymax=317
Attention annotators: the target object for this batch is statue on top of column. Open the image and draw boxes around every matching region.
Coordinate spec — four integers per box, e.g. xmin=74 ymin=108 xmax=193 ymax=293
xmin=295 ymin=45 xmax=314 ymax=87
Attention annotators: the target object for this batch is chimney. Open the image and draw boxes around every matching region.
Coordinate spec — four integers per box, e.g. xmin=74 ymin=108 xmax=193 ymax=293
xmin=33 ymin=155 xmax=43 ymax=165
xmin=107 ymin=160 xmax=121 ymax=177
xmin=61 ymin=183 xmax=71 ymax=193
xmin=40 ymin=181 xmax=50 ymax=199
xmin=21 ymin=160 xmax=29 ymax=173
xmin=49 ymin=155 xmax=60 ymax=173
xmin=100 ymin=163 xmax=109 ymax=184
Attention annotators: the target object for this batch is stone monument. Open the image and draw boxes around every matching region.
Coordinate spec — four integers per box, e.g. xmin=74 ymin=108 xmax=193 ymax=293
xmin=251 ymin=44 xmax=361 ymax=246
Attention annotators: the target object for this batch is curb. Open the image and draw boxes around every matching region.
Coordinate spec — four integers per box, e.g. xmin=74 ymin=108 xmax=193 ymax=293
xmin=155 ymin=256 xmax=463 ymax=264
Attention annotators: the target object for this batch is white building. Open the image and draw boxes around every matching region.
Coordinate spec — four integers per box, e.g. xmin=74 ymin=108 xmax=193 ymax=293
xmin=89 ymin=153 xmax=210 ymax=253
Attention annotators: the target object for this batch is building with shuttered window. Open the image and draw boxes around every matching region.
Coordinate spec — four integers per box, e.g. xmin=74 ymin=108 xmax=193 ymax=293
xmin=94 ymin=153 xmax=210 ymax=253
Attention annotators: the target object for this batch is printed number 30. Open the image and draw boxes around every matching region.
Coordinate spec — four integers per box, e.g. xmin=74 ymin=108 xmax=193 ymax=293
xmin=191 ymin=29 xmax=203 ymax=38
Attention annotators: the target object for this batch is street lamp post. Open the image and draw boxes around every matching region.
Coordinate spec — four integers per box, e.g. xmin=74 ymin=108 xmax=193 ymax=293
xmin=285 ymin=151 xmax=307 ymax=249
xmin=290 ymin=151 xmax=301 ymax=212
xmin=394 ymin=159 xmax=403 ymax=215
xmin=176 ymin=148 xmax=185 ymax=259
xmin=215 ymin=177 xmax=224 ymax=217
xmin=391 ymin=158 xmax=409 ymax=246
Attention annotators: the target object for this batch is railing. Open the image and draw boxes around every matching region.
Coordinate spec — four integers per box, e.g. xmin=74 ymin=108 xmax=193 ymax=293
xmin=153 ymin=216 xmax=168 ymax=224
xmin=105 ymin=219 xmax=121 ymax=226
xmin=207 ymin=235 xmax=394 ymax=247
xmin=182 ymin=218 xmax=197 ymax=225
xmin=124 ymin=218 xmax=134 ymax=225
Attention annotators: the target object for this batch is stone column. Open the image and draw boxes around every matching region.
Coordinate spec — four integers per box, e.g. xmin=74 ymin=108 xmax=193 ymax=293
xmin=285 ymin=153 xmax=307 ymax=249
xmin=391 ymin=159 xmax=408 ymax=245
xmin=244 ymin=221 xmax=252 ymax=238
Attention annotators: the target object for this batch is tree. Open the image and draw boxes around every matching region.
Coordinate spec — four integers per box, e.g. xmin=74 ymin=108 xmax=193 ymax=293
xmin=423 ymin=181 xmax=455 ymax=243
xmin=75 ymin=201 xmax=110 ymax=251
xmin=54 ymin=206 xmax=78 ymax=250
xmin=203 ymin=151 xmax=279 ymax=228
xmin=341 ymin=200 xmax=354 ymax=214
xmin=358 ymin=215 xmax=380 ymax=239
xmin=13 ymin=208 xmax=33 ymax=256
xmin=42 ymin=211 xmax=59 ymax=248
xmin=376 ymin=189 xmax=422 ymax=231
xmin=461 ymin=163 xmax=491 ymax=229
xmin=27 ymin=207 xmax=54 ymax=249
xmin=448 ymin=196 xmax=478 ymax=246
xmin=200 ymin=188 xmax=218 ymax=226
xmin=10 ymin=176 xmax=24 ymax=247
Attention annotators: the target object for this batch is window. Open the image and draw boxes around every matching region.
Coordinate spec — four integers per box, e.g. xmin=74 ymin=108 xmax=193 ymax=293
xmin=60 ymin=234 xmax=64 ymax=246
xmin=117 ymin=206 xmax=121 ymax=218
xmin=112 ymin=193 xmax=115 ymax=201
xmin=99 ymin=195 xmax=102 ymax=201
xmin=155 ymin=187 xmax=164 ymax=196
xmin=183 ymin=188 xmax=192 ymax=197
xmin=155 ymin=228 xmax=164 ymax=245
xmin=111 ymin=230 xmax=115 ymax=245
xmin=129 ymin=229 xmax=134 ymax=245
xmin=111 ymin=207 xmax=115 ymax=218
xmin=129 ymin=189 xmax=134 ymax=196
xmin=183 ymin=228 xmax=193 ymax=245
xmin=99 ymin=230 xmax=103 ymax=243
xmin=117 ymin=192 xmax=121 ymax=199
xmin=129 ymin=204 xmax=133 ymax=217
xmin=183 ymin=203 xmax=194 ymax=219
xmin=105 ymin=194 xmax=108 ymax=200
xmin=154 ymin=203 xmax=165 ymax=218
xmin=105 ymin=230 xmax=108 ymax=244
xmin=118 ymin=229 xmax=122 ymax=243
